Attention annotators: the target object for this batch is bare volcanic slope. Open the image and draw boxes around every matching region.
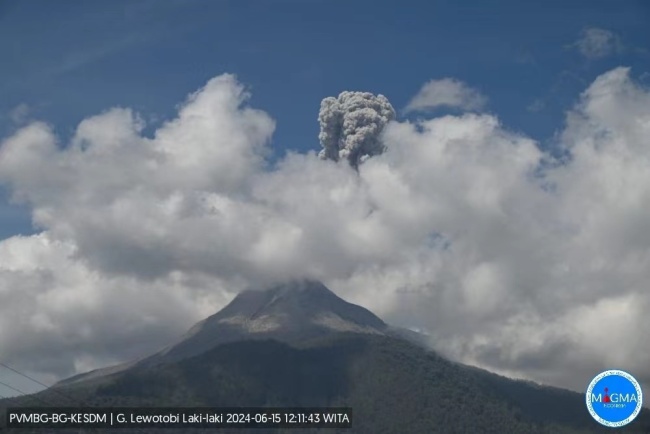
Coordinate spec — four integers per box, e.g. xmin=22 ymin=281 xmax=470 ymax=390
xmin=149 ymin=279 xmax=388 ymax=363
xmin=59 ymin=279 xmax=388 ymax=386
xmin=2 ymin=280 xmax=649 ymax=434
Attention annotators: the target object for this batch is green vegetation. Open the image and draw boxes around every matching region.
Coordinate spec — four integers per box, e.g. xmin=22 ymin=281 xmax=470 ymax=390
xmin=1 ymin=334 xmax=648 ymax=433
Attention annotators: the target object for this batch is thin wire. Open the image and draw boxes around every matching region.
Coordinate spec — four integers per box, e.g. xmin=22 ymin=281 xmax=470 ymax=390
xmin=0 ymin=362 xmax=78 ymax=405
xmin=0 ymin=363 xmax=151 ymax=434
xmin=0 ymin=379 xmax=52 ymax=406
xmin=0 ymin=362 xmax=54 ymax=392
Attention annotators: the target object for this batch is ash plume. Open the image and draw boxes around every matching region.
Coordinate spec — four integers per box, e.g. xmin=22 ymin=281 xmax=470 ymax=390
xmin=318 ymin=91 xmax=396 ymax=168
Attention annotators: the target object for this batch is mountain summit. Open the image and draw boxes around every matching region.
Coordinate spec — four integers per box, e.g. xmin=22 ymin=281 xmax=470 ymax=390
xmin=5 ymin=280 xmax=650 ymax=433
xmin=151 ymin=279 xmax=387 ymax=363
xmin=206 ymin=279 xmax=385 ymax=333
xmin=59 ymin=279 xmax=389 ymax=385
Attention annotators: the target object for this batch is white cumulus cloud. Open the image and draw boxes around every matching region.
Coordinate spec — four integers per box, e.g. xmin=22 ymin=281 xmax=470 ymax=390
xmin=0 ymin=67 xmax=649 ymax=398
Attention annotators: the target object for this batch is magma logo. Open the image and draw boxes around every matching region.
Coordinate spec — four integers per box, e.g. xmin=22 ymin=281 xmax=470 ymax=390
xmin=586 ymin=370 xmax=643 ymax=428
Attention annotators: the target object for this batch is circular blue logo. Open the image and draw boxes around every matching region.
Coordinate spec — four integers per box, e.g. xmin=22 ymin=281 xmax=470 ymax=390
xmin=586 ymin=370 xmax=643 ymax=428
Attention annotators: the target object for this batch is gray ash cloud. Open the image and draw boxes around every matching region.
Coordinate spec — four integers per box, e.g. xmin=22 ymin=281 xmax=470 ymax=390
xmin=318 ymin=91 xmax=395 ymax=168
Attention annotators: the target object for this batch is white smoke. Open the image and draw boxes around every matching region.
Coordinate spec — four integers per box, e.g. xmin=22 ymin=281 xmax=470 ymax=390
xmin=318 ymin=91 xmax=396 ymax=168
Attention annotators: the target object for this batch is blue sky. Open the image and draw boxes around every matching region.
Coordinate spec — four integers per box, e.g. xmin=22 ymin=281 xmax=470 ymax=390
xmin=1 ymin=0 xmax=650 ymax=400
xmin=1 ymin=0 xmax=649 ymax=239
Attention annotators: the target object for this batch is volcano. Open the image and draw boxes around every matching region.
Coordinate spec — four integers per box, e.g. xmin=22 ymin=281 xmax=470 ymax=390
xmin=59 ymin=279 xmax=390 ymax=386
xmin=2 ymin=280 xmax=649 ymax=434
xmin=152 ymin=279 xmax=388 ymax=362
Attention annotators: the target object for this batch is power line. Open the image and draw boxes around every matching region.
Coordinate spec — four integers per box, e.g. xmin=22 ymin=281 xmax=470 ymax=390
xmin=0 ymin=362 xmax=55 ymax=392
xmin=0 ymin=378 xmax=85 ymax=434
xmin=0 ymin=363 xmax=152 ymax=434
xmin=0 ymin=362 xmax=78 ymax=405
xmin=0 ymin=379 xmax=52 ymax=406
